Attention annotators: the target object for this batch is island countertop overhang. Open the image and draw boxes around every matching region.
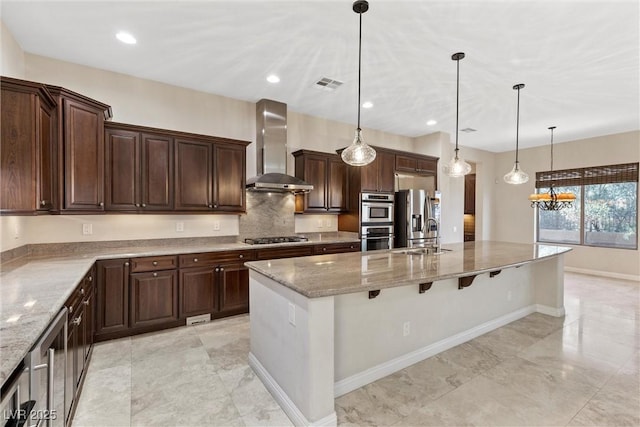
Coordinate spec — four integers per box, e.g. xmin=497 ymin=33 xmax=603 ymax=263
xmin=244 ymin=241 xmax=572 ymax=298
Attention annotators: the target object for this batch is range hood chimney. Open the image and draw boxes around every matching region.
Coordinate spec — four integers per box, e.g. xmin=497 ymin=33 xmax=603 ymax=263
xmin=246 ymin=99 xmax=313 ymax=193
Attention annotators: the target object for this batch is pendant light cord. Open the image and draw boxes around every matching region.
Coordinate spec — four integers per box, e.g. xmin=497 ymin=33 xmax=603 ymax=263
xmin=515 ymin=87 xmax=520 ymax=163
xmin=357 ymin=10 xmax=362 ymax=131
xmin=549 ymin=126 xmax=555 ymax=172
xmin=455 ymin=57 xmax=460 ymax=155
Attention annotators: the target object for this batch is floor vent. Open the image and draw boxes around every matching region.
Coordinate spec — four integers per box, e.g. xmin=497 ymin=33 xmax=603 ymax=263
xmin=314 ymin=77 xmax=343 ymax=91
xmin=186 ymin=314 xmax=211 ymax=326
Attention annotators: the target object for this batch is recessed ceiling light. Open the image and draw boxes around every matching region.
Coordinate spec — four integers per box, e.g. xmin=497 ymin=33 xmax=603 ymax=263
xmin=426 ymin=120 xmax=437 ymax=126
xmin=362 ymin=101 xmax=373 ymax=109
xmin=116 ymin=31 xmax=137 ymax=45
xmin=266 ymin=75 xmax=280 ymax=83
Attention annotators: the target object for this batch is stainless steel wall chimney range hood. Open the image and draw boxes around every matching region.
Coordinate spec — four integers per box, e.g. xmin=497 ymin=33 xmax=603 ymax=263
xmin=246 ymin=99 xmax=314 ymax=193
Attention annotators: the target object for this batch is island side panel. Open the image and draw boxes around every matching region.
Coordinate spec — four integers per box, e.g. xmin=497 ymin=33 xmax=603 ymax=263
xmin=532 ymin=254 xmax=566 ymax=316
xmin=248 ymin=271 xmax=336 ymax=426
xmin=333 ymin=264 xmax=536 ymax=394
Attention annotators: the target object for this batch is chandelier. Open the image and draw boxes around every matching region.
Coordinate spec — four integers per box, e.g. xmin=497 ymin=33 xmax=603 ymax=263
xmin=529 ymin=126 xmax=576 ymax=210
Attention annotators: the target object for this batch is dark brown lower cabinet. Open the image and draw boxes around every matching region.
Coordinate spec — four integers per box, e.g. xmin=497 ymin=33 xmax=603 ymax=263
xmin=179 ymin=267 xmax=217 ymax=318
xmin=95 ymin=259 xmax=130 ymax=340
xmin=219 ymin=262 xmax=250 ymax=313
xmin=130 ymin=270 xmax=179 ymax=328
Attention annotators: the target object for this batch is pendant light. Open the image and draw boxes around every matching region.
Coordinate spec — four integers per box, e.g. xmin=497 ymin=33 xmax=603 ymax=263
xmin=444 ymin=52 xmax=472 ymax=177
xmin=341 ymin=0 xmax=376 ymax=167
xmin=504 ymin=83 xmax=529 ymax=184
xmin=529 ymin=126 xmax=576 ymax=210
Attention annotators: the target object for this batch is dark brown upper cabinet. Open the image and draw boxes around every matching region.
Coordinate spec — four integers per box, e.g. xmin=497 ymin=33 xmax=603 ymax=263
xmin=47 ymin=85 xmax=112 ymax=213
xmin=293 ymin=149 xmax=347 ymax=213
xmin=105 ymin=123 xmax=174 ymax=211
xmin=1 ymin=77 xmax=57 ymax=214
xmin=464 ymin=173 xmax=476 ymax=215
xmin=175 ymin=136 xmax=248 ymax=213
xmin=395 ymin=154 xmax=438 ymax=176
xmin=350 ymin=148 xmax=396 ymax=194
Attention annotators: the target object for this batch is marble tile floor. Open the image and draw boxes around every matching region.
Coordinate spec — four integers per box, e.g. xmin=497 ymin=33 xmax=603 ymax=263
xmin=73 ymin=272 xmax=639 ymax=427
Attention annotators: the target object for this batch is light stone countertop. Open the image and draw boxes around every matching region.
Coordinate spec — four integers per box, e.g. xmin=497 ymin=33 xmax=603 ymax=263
xmin=0 ymin=232 xmax=359 ymax=388
xmin=245 ymin=241 xmax=572 ymax=298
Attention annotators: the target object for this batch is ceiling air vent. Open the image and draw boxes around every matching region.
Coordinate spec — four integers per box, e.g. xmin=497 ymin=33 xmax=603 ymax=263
xmin=461 ymin=128 xmax=477 ymax=133
xmin=314 ymin=77 xmax=343 ymax=92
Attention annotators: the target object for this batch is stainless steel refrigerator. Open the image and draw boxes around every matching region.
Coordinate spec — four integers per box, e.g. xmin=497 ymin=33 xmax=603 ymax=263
xmin=394 ymin=189 xmax=440 ymax=248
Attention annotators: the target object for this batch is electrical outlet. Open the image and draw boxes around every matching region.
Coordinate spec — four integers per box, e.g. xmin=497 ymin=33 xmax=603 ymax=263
xmin=13 ymin=225 xmax=19 ymax=240
xmin=288 ymin=303 xmax=296 ymax=326
xmin=324 ymin=219 xmax=331 ymax=228
xmin=82 ymin=224 xmax=93 ymax=235
xmin=403 ymin=321 xmax=411 ymax=337
xmin=213 ymin=221 xmax=220 ymax=231
xmin=317 ymin=219 xmax=323 ymax=228
xmin=176 ymin=222 xmax=184 ymax=232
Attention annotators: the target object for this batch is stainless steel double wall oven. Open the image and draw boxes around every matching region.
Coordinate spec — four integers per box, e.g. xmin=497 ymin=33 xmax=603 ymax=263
xmin=360 ymin=192 xmax=394 ymax=252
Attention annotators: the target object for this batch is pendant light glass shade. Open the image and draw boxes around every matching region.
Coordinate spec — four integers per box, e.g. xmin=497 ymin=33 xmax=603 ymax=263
xmin=504 ymin=83 xmax=529 ymax=184
xmin=342 ymin=0 xmax=376 ymax=167
xmin=503 ymin=161 xmax=529 ymax=184
xmin=444 ymin=52 xmax=471 ymax=178
xmin=341 ymin=128 xmax=376 ymax=166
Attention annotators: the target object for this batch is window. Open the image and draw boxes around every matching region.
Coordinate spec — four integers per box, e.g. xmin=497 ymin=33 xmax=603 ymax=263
xmin=536 ymin=163 xmax=638 ymax=250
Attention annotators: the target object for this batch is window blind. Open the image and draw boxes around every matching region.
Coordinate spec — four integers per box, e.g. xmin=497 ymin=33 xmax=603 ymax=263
xmin=535 ymin=162 xmax=639 ymax=188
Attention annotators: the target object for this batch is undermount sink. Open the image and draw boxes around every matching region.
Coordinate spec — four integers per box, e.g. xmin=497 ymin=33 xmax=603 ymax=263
xmin=392 ymin=248 xmax=452 ymax=255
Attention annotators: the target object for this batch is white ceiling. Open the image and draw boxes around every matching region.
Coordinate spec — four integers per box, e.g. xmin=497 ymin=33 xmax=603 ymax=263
xmin=2 ymin=0 xmax=638 ymax=152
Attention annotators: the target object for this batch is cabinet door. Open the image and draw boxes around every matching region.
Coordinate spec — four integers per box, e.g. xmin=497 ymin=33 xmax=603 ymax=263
xmin=304 ymin=155 xmax=328 ymax=211
xmin=360 ymin=159 xmax=379 ymax=192
xmin=218 ymin=263 xmax=249 ymax=313
xmin=71 ymin=303 xmax=85 ymax=388
xmin=395 ymin=155 xmax=418 ymax=173
xmin=213 ymin=144 xmax=245 ymax=212
xmin=174 ymin=139 xmax=212 ymax=210
xmin=105 ymin=128 xmax=139 ymax=210
xmin=377 ymin=151 xmax=396 ymax=193
xmin=37 ymin=100 xmax=55 ymax=211
xmin=95 ymin=259 xmax=130 ymax=337
xmin=327 ymin=157 xmax=347 ymax=211
xmin=141 ymin=133 xmax=173 ymax=211
xmin=0 ymin=88 xmax=36 ymax=212
xmin=63 ymin=98 xmax=105 ymax=211
xmin=416 ymin=158 xmax=437 ymax=175
xmin=464 ymin=173 xmax=476 ymax=214
xmin=130 ymin=270 xmax=179 ymax=328
xmin=179 ymin=267 xmax=216 ymax=318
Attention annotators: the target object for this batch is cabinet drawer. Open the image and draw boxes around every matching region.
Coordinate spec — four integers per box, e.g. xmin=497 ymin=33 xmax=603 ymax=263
xmin=179 ymin=250 xmax=256 ymax=268
xmin=313 ymin=242 xmax=360 ymax=255
xmin=256 ymin=246 xmax=314 ymax=260
xmin=130 ymin=255 xmax=178 ymax=272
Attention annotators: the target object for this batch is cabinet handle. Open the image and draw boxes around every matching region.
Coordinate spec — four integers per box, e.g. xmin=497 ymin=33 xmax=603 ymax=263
xmin=135 ymin=203 xmax=140 ymax=207
xmin=220 ymin=267 xmax=224 ymax=272
xmin=72 ymin=315 xmax=82 ymax=326
xmin=208 ymin=204 xmax=213 ymax=208
xmin=88 ymin=276 xmax=93 ymax=282
xmin=215 ymin=268 xmax=219 ymax=272
xmin=153 ymin=272 xmax=158 ymax=277
xmin=99 ymin=202 xmax=104 ymax=207
xmin=142 ymin=203 xmax=146 ymax=208
xmin=323 ymin=248 xmax=327 ymax=251
xmin=40 ymin=200 xmax=46 ymax=206
xmin=80 ymin=288 xmax=85 ymax=295
xmin=124 ymin=262 xmax=130 ymax=267
xmin=152 ymin=261 xmax=158 ymax=266
xmin=83 ymin=299 xmax=89 ymax=306
xmin=214 ymin=204 xmax=218 ymax=208
xmin=68 ymin=305 xmax=73 ymax=314
xmin=239 ymin=254 xmax=244 ymax=259
xmin=193 ymin=258 xmax=198 ymax=263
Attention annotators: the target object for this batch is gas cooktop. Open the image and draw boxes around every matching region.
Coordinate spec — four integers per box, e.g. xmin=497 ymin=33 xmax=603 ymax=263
xmin=244 ymin=236 xmax=309 ymax=245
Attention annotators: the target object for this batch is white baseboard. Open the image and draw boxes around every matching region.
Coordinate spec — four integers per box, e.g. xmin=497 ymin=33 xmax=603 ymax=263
xmin=536 ymin=304 xmax=565 ymax=317
xmin=248 ymin=353 xmax=337 ymax=427
xmin=565 ymin=266 xmax=640 ymax=282
xmin=333 ymin=304 xmax=538 ymax=397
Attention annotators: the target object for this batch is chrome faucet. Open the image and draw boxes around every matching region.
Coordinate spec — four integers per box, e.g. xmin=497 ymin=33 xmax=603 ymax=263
xmin=426 ymin=218 xmax=440 ymax=254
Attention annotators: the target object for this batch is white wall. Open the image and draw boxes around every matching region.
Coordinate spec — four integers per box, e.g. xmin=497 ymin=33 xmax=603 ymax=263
xmin=0 ymin=20 xmax=25 ymax=78
xmin=492 ymin=130 xmax=640 ymax=278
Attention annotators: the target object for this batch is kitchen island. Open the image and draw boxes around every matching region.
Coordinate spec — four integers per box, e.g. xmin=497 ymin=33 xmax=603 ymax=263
xmin=245 ymin=241 xmax=571 ymax=427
